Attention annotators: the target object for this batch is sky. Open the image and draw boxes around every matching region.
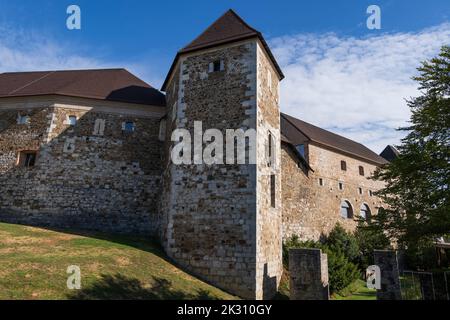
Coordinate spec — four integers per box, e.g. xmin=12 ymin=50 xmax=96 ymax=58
xmin=0 ymin=0 xmax=449 ymax=153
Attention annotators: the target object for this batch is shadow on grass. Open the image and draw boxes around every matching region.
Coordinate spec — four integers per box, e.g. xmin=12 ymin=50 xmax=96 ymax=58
xmin=67 ymin=273 xmax=219 ymax=300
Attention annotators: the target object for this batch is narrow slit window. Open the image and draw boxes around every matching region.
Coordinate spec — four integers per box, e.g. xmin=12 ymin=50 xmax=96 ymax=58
xmin=319 ymin=178 xmax=324 ymax=186
xmin=270 ymin=174 xmax=276 ymax=208
xmin=359 ymin=166 xmax=365 ymax=176
xmin=341 ymin=160 xmax=347 ymax=171
xmin=339 ymin=182 xmax=344 ymax=190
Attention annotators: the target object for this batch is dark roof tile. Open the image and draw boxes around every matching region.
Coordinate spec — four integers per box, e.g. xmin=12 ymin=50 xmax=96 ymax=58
xmin=281 ymin=112 xmax=388 ymax=165
xmin=0 ymin=69 xmax=166 ymax=106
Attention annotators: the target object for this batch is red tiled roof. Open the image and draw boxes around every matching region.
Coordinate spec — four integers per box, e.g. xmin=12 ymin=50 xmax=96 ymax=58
xmin=0 ymin=69 xmax=166 ymax=106
xmin=281 ymin=113 xmax=388 ymax=165
xmin=161 ymin=9 xmax=284 ymax=91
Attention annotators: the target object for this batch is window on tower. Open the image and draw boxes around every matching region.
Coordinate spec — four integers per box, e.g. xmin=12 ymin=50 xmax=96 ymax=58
xmin=209 ymin=60 xmax=224 ymax=73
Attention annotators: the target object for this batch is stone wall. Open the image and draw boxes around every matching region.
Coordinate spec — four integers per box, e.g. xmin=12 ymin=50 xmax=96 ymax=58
xmin=161 ymin=39 xmax=283 ymax=299
xmin=0 ymin=96 xmax=165 ymax=235
xmin=289 ymin=248 xmax=329 ymax=300
xmin=282 ymin=141 xmax=386 ymax=241
xmin=255 ymin=42 xmax=283 ymax=299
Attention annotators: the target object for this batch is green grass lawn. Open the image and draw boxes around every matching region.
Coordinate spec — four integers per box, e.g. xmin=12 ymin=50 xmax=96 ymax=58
xmin=0 ymin=222 xmax=235 ymax=300
xmin=332 ymin=280 xmax=377 ymax=300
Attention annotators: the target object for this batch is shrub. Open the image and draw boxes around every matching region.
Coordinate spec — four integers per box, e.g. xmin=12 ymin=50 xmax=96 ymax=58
xmin=354 ymin=222 xmax=391 ymax=271
xmin=326 ymin=223 xmax=359 ymax=264
xmin=323 ymin=246 xmax=360 ymax=293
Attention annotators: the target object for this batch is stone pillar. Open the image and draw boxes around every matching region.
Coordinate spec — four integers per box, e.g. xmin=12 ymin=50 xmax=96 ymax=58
xmin=289 ymin=248 xmax=329 ymax=300
xmin=374 ymin=250 xmax=402 ymax=300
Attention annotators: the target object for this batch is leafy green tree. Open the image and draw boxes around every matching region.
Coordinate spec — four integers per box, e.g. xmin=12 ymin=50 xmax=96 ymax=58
xmin=373 ymin=46 xmax=450 ymax=255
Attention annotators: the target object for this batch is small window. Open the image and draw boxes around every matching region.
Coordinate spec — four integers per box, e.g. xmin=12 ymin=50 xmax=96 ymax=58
xmin=209 ymin=60 xmax=224 ymax=73
xmin=270 ymin=174 xmax=276 ymax=208
xmin=359 ymin=166 xmax=365 ymax=176
xmin=68 ymin=116 xmax=77 ymax=126
xmin=358 ymin=187 xmax=363 ymax=195
xmin=369 ymin=190 xmax=374 ymax=197
xmin=360 ymin=204 xmax=371 ymax=220
xmin=340 ymin=200 xmax=353 ymax=219
xmin=123 ymin=121 xmax=135 ymax=133
xmin=17 ymin=115 xmax=29 ymax=125
xmin=17 ymin=151 xmax=37 ymax=168
xmin=318 ymin=178 xmax=324 ymax=186
xmin=341 ymin=160 xmax=347 ymax=171
xmin=296 ymin=144 xmax=305 ymax=158
xmin=339 ymin=182 xmax=344 ymax=190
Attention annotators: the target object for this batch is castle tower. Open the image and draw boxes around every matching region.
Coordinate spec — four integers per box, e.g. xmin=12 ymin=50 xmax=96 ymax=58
xmin=160 ymin=9 xmax=284 ymax=299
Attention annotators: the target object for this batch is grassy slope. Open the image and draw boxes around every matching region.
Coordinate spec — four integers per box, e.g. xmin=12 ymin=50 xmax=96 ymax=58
xmin=332 ymin=280 xmax=376 ymax=300
xmin=0 ymin=223 xmax=235 ymax=300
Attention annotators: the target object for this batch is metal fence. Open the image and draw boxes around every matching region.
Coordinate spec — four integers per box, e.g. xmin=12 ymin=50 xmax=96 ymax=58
xmin=400 ymin=271 xmax=450 ymax=300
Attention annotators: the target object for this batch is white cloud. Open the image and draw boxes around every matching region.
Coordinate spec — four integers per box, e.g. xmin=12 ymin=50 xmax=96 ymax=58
xmin=271 ymin=24 xmax=450 ymax=153
xmin=0 ymin=24 xmax=163 ymax=88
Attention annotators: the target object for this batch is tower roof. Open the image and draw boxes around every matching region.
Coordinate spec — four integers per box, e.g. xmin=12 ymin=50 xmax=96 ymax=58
xmin=161 ymin=9 xmax=284 ymax=91
xmin=380 ymin=145 xmax=400 ymax=162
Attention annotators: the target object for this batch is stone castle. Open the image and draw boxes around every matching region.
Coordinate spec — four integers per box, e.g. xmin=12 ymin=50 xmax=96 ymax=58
xmin=0 ymin=10 xmax=390 ymax=299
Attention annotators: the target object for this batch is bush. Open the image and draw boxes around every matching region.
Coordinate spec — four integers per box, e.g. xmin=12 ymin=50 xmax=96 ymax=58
xmin=326 ymin=223 xmax=359 ymax=264
xmin=354 ymin=222 xmax=391 ymax=271
xmin=323 ymin=246 xmax=360 ymax=293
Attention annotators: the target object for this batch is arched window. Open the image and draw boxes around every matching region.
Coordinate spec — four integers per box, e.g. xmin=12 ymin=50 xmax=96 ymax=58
xmin=340 ymin=200 xmax=353 ymax=219
xmin=360 ymin=204 xmax=371 ymax=220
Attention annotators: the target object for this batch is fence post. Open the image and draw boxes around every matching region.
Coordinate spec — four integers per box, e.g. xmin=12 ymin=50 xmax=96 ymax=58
xmin=374 ymin=250 xmax=402 ymax=300
xmin=289 ymin=248 xmax=329 ymax=300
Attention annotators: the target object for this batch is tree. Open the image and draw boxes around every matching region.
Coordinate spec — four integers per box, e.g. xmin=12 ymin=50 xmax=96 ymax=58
xmin=373 ymin=46 xmax=450 ymax=257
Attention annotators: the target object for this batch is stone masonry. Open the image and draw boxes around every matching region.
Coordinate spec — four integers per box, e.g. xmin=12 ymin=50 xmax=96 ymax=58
xmin=289 ymin=248 xmax=329 ymax=300
xmin=0 ymin=96 xmax=165 ymax=235
xmin=282 ymin=142 xmax=386 ymax=241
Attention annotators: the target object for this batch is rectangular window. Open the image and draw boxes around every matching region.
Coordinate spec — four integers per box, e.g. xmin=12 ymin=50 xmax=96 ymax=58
xmin=359 ymin=187 xmax=363 ymax=195
xmin=68 ymin=115 xmax=77 ymax=126
xmin=359 ymin=166 xmax=365 ymax=176
xmin=369 ymin=190 xmax=373 ymax=197
xmin=296 ymin=144 xmax=305 ymax=158
xmin=341 ymin=160 xmax=347 ymax=171
xmin=339 ymin=182 xmax=344 ymax=190
xmin=17 ymin=151 xmax=37 ymax=168
xmin=17 ymin=115 xmax=29 ymax=125
xmin=319 ymin=178 xmax=324 ymax=186
xmin=122 ymin=121 xmax=135 ymax=133
xmin=209 ymin=60 xmax=224 ymax=73
xmin=270 ymin=174 xmax=276 ymax=208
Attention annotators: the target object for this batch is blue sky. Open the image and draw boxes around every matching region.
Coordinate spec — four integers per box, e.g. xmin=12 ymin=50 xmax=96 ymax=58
xmin=0 ymin=0 xmax=449 ymax=152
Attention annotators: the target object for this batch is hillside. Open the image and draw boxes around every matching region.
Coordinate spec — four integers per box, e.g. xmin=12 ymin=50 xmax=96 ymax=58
xmin=0 ymin=223 xmax=235 ymax=300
